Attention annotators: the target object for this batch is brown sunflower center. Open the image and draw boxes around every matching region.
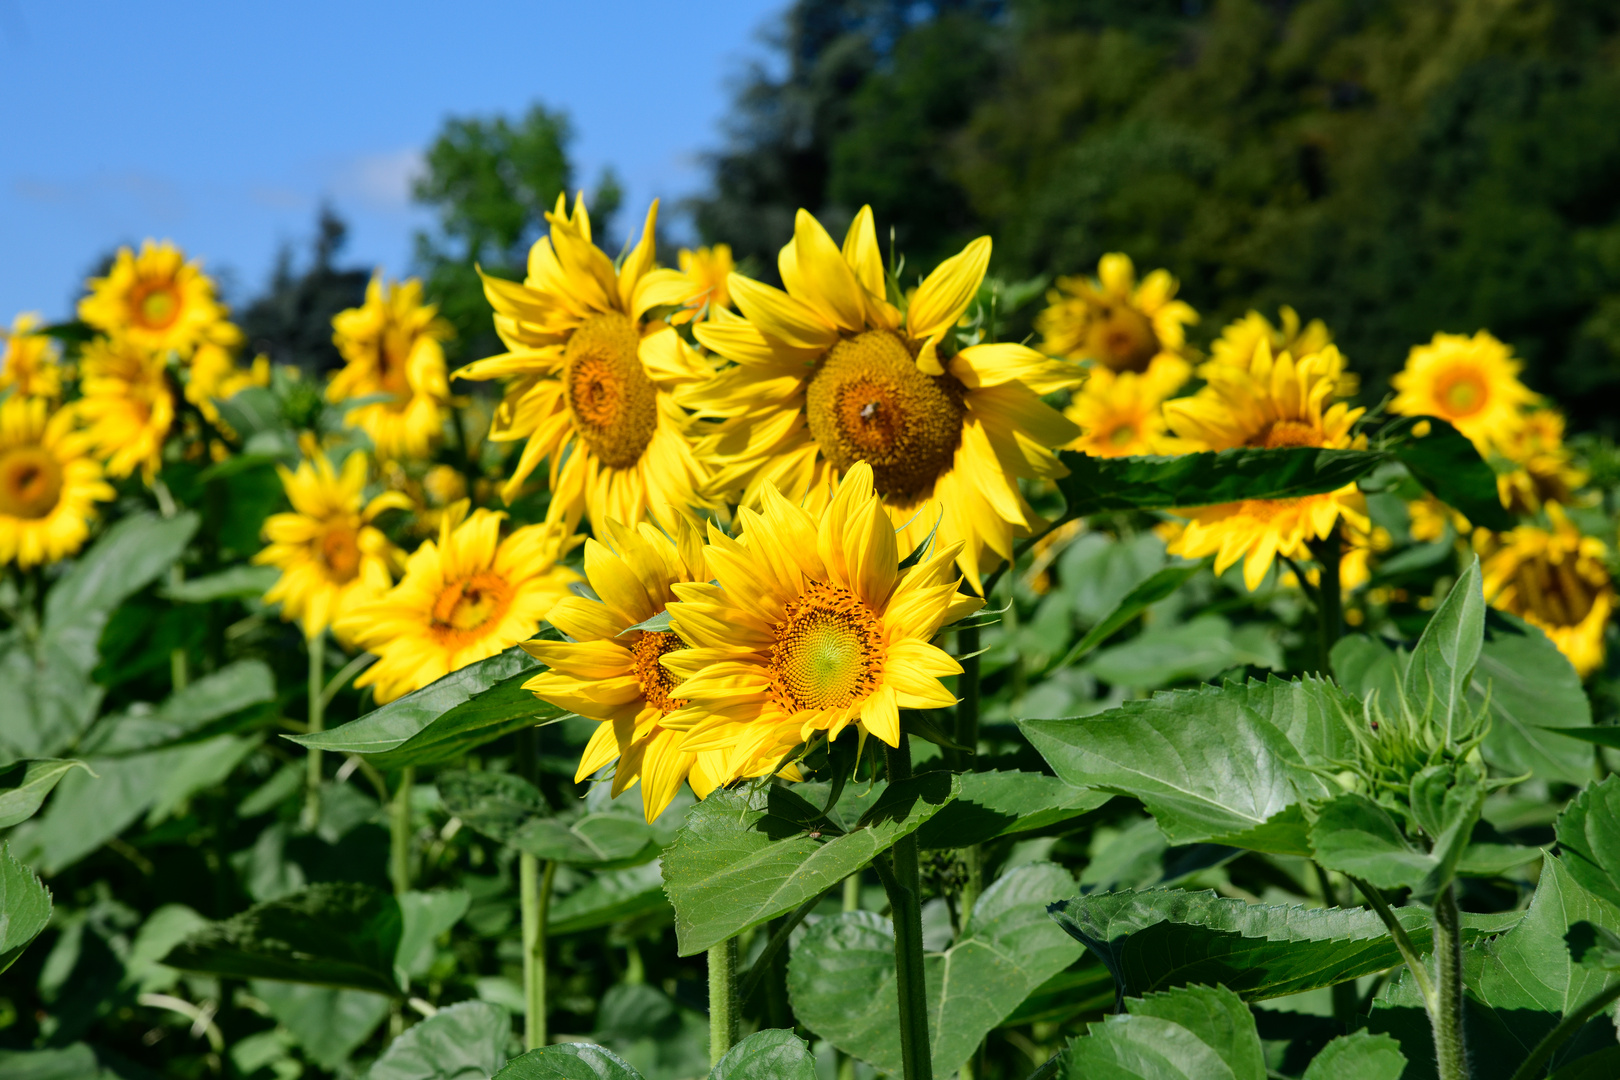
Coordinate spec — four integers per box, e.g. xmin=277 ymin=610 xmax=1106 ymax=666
xmin=375 ymin=325 xmax=414 ymax=398
xmin=1512 ymin=549 xmax=1599 ymax=627
xmin=1086 ymin=303 xmax=1160 ymax=373
xmin=1252 ymin=420 xmax=1322 ymax=449
xmin=430 ymin=572 xmax=514 ymax=644
xmin=0 ymin=446 xmax=63 ymax=519
xmin=563 ymin=311 xmax=659 ymax=469
xmin=131 ymin=282 xmax=182 ymax=330
xmin=318 ymin=525 xmax=362 ymax=582
xmin=1437 ymin=369 xmax=1487 ymax=418
xmin=631 ymin=628 xmax=688 ymax=714
xmin=768 ymin=581 xmax=884 ymax=712
xmin=804 ymin=329 xmax=966 ymax=502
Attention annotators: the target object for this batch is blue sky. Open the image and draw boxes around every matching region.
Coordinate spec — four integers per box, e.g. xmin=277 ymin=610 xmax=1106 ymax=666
xmin=0 ymin=0 xmax=786 ymax=320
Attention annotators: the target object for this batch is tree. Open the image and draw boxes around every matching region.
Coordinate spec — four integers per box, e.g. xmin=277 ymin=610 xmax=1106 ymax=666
xmin=238 ymin=207 xmax=369 ymax=379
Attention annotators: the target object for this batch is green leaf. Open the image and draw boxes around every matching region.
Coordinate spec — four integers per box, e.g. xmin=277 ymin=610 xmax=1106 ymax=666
xmin=81 ymin=659 xmax=275 ymax=754
xmin=709 ymin=1029 xmax=817 ymax=1080
xmin=1049 ymin=887 xmax=1511 ymax=1002
xmin=662 ymin=773 xmax=957 ymax=956
xmin=1404 ymin=557 xmax=1484 ymax=738
xmin=161 ymin=883 xmax=404 ymax=995
xmin=1310 ymin=780 xmax=1485 ymax=897
xmin=1060 ymin=984 xmax=1264 ymax=1079
xmin=289 ymin=646 xmax=559 ymax=770
xmin=213 ymin=386 xmax=283 ymax=440
xmin=0 ymin=843 xmax=51 ymax=974
xmin=1329 ymin=634 xmax=1402 ymax=707
xmin=1300 ymin=1032 xmax=1406 ymax=1080
xmin=253 ymin=980 xmax=391 ymax=1070
xmin=439 ymin=771 xmax=659 ymax=869
xmin=1543 ymin=726 xmax=1620 ymax=750
xmin=1087 ymin=614 xmax=1282 ymax=689
xmin=1020 ymin=676 xmax=1351 ymax=855
xmin=0 ymin=1045 xmax=114 ymax=1080
xmin=1056 ymin=446 xmax=1383 ymax=518
xmin=160 ymin=564 xmax=281 ymax=603
xmin=395 ymin=889 xmax=470 ymax=982
xmin=1385 ymin=415 xmax=1514 ymax=532
xmin=788 ymin=863 xmax=1083 ymax=1078
xmin=1054 ymin=561 xmax=1204 ymax=670
xmin=1555 ymin=774 xmax=1620 ymax=911
xmin=1472 ymin=610 xmax=1594 ymax=784
xmin=548 ymin=864 xmax=670 ymax=935
xmin=914 ymin=770 xmax=1110 ymax=849
xmin=365 ymin=1000 xmax=511 ymax=1080
xmin=494 ymin=1044 xmax=643 ymax=1080
xmin=1547 ymin=1047 xmax=1620 ymax=1080
xmin=0 ymin=759 xmax=91 ymax=828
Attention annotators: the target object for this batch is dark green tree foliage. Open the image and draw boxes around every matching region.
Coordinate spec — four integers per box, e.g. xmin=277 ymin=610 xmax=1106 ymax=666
xmin=238 ymin=209 xmax=370 ymax=380
xmin=696 ymin=0 xmax=1620 ymax=429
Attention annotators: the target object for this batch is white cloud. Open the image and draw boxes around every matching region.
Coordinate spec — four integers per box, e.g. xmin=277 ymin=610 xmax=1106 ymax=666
xmin=337 ymin=149 xmax=423 ymax=211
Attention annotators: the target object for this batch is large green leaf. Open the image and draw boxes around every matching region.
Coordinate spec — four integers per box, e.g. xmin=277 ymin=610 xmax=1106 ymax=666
xmin=1472 ymin=610 xmax=1593 ymax=784
xmin=662 ymin=773 xmax=957 ymax=956
xmin=289 ymin=646 xmax=559 ymax=769
xmin=1020 ymin=676 xmax=1351 ymax=855
xmin=1049 ymin=887 xmax=1516 ymax=1002
xmin=1301 ymin=1033 xmax=1407 ymax=1080
xmin=1310 ymin=780 xmax=1485 ymax=898
xmin=161 ymin=883 xmax=403 ymax=995
xmin=1385 ymin=415 xmax=1514 ymax=532
xmin=1053 ymin=561 xmax=1204 ymax=670
xmin=1555 ymin=775 xmax=1620 ymax=912
xmin=548 ymin=863 xmax=670 ymax=935
xmin=439 ymin=771 xmax=658 ymax=869
xmin=0 ymin=843 xmax=51 ymax=974
xmin=395 ymin=889 xmax=470 ymax=981
xmin=1087 ymin=614 xmax=1282 ymax=689
xmin=710 ymin=1030 xmax=818 ymax=1080
xmin=494 ymin=1044 xmax=642 ymax=1080
xmin=1056 ymin=446 xmax=1382 ymax=518
xmin=1059 ymin=984 xmax=1265 ymax=1079
xmin=788 ymin=862 xmax=1082 ymax=1077
xmin=160 ymin=564 xmax=281 ymax=603
xmin=914 ymin=770 xmax=1110 ymax=849
xmin=1404 ymin=558 xmax=1484 ymax=738
xmin=365 ymin=1000 xmax=511 ymax=1080
xmin=0 ymin=759 xmax=90 ymax=828
xmin=253 ymin=980 xmax=391 ymax=1070
xmin=79 ymin=659 xmax=274 ymax=754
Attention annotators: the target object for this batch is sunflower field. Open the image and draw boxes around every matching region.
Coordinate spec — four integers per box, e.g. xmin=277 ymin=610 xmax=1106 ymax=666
xmin=2 ymin=178 xmax=1620 ymax=1080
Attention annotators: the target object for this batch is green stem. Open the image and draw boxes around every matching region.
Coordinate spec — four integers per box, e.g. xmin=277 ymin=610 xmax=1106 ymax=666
xmin=1352 ymin=878 xmax=1437 ymax=1011
xmin=739 ymin=891 xmax=825 ymax=1005
xmin=1314 ymin=863 xmax=1358 ymax=1028
xmin=520 ymin=854 xmax=556 ymax=1050
xmin=843 ymin=871 xmax=861 ymax=912
xmin=879 ymin=738 xmax=935 ymax=1080
xmin=303 ymin=632 xmax=326 ymax=831
xmin=708 ymin=938 xmax=739 ymax=1066
xmin=390 ymin=766 xmax=414 ymax=896
xmin=1507 ymin=980 xmax=1620 ymax=1080
xmin=169 ymin=564 xmax=188 ymax=691
xmin=1432 ymin=884 xmax=1469 ymax=1080
xmin=1311 ymin=521 xmax=1343 ymax=676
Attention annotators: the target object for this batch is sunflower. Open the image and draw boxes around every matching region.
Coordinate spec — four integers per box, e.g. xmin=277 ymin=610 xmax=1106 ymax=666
xmin=660 ymin=462 xmax=981 ymax=782
xmin=523 ymin=516 xmax=742 ymax=820
xmin=1407 ymin=494 xmax=1471 ymax=544
xmin=336 ymin=502 xmax=580 ymax=704
xmin=1064 ymin=366 xmax=1182 ymax=458
xmin=328 ymin=275 xmax=452 ymax=462
xmin=187 ymin=341 xmax=271 ymax=429
xmin=1163 ymin=343 xmax=1370 ymax=590
xmin=76 ymin=336 xmax=176 ymax=480
xmin=1391 ymin=331 xmax=1535 ymax=453
xmin=671 ymin=245 xmax=735 ymax=325
xmin=0 ymin=395 xmax=114 ymax=567
xmin=1036 ymin=253 xmax=1197 ymax=387
xmin=1495 ymin=406 xmax=1585 ymax=516
xmin=454 ymin=196 xmax=710 ymax=529
xmin=687 ymin=207 xmax=1078 ymax=586
xmin=255 ymin=446 xmax=410 ymax=642
xmin=1481 ymin=504 xmax=1613 ymax=678
xmin=1 ymin=313 xmax=66 ymax=400
xmin=79 ymin=241 xmax=239 ymax=357
xmin=1207 ymin=306 xmax=1353 ymax=397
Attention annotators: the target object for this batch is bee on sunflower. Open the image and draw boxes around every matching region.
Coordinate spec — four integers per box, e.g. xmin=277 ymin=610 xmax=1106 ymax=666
xmin=686 ymin=207 xmax=1078 ymax=586
xmin=78 ymin=240 xmax=239 ymax=358
xmin=75 ymin=336 xmax=176 ymax=481
xmin=328 ymin=275 xmax=453 ymax=462
xmin=671 ymin=245 xmax=735 ymax=325
xmin=0 ymin=395 xmax=115 ymax=567
xmin=1 ymin=313 xmax=68 ymax=401
xmin=336 ymin=502 xmax=580 ymax=704
xmin=1480 ymin=504 xmax=1613 ymax=678
xmin=1036 ymin=253 xmax=1197 ymax=388
xmin=1391 ymin=330 xmax=1535 ymax=454
xmin=659 ymin=461 xmax=982 ymax=779
xmin=254 ymin=445 xmax=411 ymax=643
xmin=1162 ymin=342 xmax=1370 ymax=590
xmin=454 ymin=196 xmax=711 ymax=531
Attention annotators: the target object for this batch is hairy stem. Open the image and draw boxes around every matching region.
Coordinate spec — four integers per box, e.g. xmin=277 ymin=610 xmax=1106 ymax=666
xmin=303 ymin=632 xmax=326 ymax=831
xmin=880 ymin=738 xmax=935 ymax=1080
xmin=390 ymin=766 xmax=414 ymax=896
xmin=1352 ymin=877 xmax=1437 ymax=1011
xmin=1432 ymin=884 xmax=1469 ymax=1080
xmin=709 ymin=938 xmax=740 ymax=1065
xmin=521 ymin=854 xmax=556 ymax=1050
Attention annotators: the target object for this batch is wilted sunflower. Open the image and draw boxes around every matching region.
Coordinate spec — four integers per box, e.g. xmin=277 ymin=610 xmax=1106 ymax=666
xmin=328 ymin=275 xmax=452 ymax=462
xmin=1481 ymin=504 xmax=1613 ymax=677
xmin=661 ymin=462 xmax=981 ymax=781
xmin=0 ymin=395 xmax=114 ymax=567
xmin=1495 ymin=407 xmax=1585 ymax=516
xmin=1163 ymin=343 xmax=1370 ymax=590
xmin=688 ymin=207 xmax=1078 ymax=586
xmin=1 ymin=313 xmax=66 ymax=400
xmin=671 ymin=245 xmax=734 ymax=325
xmin=76 ymin=337 xmax=176 ymax=480
xmin=1391 ymin=331 xmax=1534 ymax=453
xmin=524 ymin=517 xmax=741 ymax=821
xmin=1036 ymin=253 xmax=1197 ymax=385
xmin=1064 ymin=366 xmax=1182 ymax=458
xmin=79 ymin=240 xmax=239 ymax=357
xmin=337 ymin=503 xmax=580 ymax=704
xmin=455 ymin=196 xmax=710 ymax=529
xmin=255 ymin=447 xmax=410 ymax=642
